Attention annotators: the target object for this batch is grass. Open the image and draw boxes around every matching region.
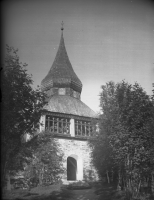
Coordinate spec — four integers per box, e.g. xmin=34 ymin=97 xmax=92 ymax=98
xmin=65 ymin=180 xmax=92 ymax=190
xmin=2 ymin=182 xmax=153 ymax=200
xmin=94 ymin=182 xmax=125 ymax=200
xmin=2 ymin=184 xmax=73 ymax=200
xmin=94 ymin=182 xmax=154 ymax=200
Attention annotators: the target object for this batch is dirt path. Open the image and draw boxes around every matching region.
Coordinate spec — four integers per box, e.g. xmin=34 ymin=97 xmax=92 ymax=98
xmin=3 ymin=183 xmax=116 ymax=200
xmin=69 ymin=188 xmax=99 ymax=200
xmin=2 ymin=188 xmax=100 ymax=200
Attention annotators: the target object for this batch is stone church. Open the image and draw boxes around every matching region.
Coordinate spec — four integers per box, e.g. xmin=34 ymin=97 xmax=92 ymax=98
xmin=39 ymin=24 xmax=98 ymax=182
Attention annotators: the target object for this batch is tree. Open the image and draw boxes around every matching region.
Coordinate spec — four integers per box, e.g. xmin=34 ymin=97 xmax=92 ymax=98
xmin=1 ymin=45 xmax=46 ymax=188
xmin=90 ymin=81 xmax=154 ymax=199
xmin=24 ymin=131 xmax=64 ymax=187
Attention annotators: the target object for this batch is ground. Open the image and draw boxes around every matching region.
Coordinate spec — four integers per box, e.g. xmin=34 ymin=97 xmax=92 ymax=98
xmin=2 ymin=182 xmax=125 ymax=200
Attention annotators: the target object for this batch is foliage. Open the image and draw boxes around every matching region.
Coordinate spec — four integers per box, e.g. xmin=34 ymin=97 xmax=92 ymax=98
xmin=24 ymin=130 xmax=64 ymax=186
xmin=1 ymin=45 xmax=46 ymax=186
xmin=90 ymin=81 xmax=154 ymax=199
xmin=67 ymin=181 xmax=91 ymax=190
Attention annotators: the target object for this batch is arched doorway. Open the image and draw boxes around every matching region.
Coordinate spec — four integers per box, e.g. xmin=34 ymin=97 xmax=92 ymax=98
xmin=67 ymin=157 xmax=77 ymax=180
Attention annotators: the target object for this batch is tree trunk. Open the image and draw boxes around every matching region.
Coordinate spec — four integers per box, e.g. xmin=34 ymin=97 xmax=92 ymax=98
xmin=148 ymin=175 xmax=152 ymax=194
xmin=1 ymin=156 xmax=7 ymax=189
xmin=117 ymin=170 xmax=121 ymax=190
xmin=152 ymin=174 xmax=154 ymax=194
xmin=39 ymin=172 xmax=42 ymax=185
xmin=6 ymin=173 xmax=11 ymax=191
xmin=106 ymin=170 xmax=110 ymax=184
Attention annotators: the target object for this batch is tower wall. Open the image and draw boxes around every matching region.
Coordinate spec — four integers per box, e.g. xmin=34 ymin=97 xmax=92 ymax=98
xmin=54 ymin=137 xmax=98 ymax=182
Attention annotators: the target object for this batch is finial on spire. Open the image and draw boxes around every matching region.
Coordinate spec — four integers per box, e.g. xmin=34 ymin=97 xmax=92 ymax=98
xmin=61 ymin=21 xmax=64 ymax=31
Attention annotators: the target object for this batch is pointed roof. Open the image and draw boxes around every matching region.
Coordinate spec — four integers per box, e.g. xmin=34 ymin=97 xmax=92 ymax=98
xmin=41 ymin=31 xmax=82 ymax=93
xmin=41 ymin=24 xmax=97 ymax=118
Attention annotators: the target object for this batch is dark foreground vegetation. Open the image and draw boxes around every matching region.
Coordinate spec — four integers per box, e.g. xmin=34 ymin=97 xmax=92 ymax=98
xmin=3 ymin=181 xmax=153 ymax=200
xmin=1 ymin=46 xmax=47 ymax=189
xmin=2 ymin=183 xmax=72 ymax=200
xmin=1 ymin=46 xmax=64 ymax=191
xmin=90 ymin=81 xmax=154 ymax=200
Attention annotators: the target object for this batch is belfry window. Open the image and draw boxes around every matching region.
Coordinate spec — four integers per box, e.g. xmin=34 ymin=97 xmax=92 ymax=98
xmin=58 ymin=88 xmax=66 ymax=95
xmin=45 ymin=115 xmax=70 ymax=134
xmin=75 ymin=120 xmax=95 ymax=137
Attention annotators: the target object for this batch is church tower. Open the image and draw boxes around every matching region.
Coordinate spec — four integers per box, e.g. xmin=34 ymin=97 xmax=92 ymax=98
xmin=40 ymin=23 xmax=98 ymax=182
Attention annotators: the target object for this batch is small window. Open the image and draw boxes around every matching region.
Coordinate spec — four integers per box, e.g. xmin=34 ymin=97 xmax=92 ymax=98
xmin=73 ymin=91 xmax=77 ymax=98
xmin=58 ymin=88 xmax=66 ymax=95
xmin=73 ymin=91 xmax=80 ymax=99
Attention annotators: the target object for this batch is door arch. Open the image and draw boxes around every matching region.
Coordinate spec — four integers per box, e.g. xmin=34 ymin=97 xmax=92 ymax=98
xmin=67 ymin=157 xmax=77 ymax=180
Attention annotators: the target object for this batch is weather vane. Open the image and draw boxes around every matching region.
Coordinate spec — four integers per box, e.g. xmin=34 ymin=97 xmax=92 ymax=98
xmin=61 ymin=21 xmax=64 ymax=31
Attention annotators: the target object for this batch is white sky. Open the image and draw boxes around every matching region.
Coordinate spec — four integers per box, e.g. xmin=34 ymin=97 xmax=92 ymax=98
xmin=2 ymin=0 xmax=154 ymax=112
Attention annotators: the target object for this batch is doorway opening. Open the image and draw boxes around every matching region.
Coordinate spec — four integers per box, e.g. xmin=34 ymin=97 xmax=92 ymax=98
xmin=67 ymin=157 xmax=77 ymax=180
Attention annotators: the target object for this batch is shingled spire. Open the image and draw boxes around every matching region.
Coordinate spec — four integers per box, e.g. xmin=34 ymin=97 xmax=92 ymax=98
xmin=41 ymin=22 xmax=82 ymax=99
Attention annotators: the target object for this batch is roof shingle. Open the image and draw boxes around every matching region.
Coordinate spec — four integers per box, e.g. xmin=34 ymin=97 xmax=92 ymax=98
xmin=41 ymin=33 xmax=82 ymax=93
xmin=44 ymin=95 xmax=97 ymax=118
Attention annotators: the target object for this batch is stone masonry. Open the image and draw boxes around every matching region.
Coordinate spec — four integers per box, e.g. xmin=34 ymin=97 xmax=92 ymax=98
xmin=55 ymin=137 xmax=98 ymax=182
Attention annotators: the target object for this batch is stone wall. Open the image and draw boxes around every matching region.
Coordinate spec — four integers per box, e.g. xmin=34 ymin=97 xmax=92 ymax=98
xmin=54 ymin=137 xmax=98 ymax=182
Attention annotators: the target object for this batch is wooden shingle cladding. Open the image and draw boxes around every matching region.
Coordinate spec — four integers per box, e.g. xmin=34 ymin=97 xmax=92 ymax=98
xmin=43 ymin=95 xmax=97 ymax=118
xmin=41 ymin=32 xmax=82 ymax=94
xmin=45 ymin=87 xmax=81 ymax=100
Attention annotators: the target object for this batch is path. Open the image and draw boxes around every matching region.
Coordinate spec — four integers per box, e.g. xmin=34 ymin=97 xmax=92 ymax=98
xmin=69 ymin=188 xmax=99 ymax=200
xmin=2 ymin=183 xmax=106 ymax=200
